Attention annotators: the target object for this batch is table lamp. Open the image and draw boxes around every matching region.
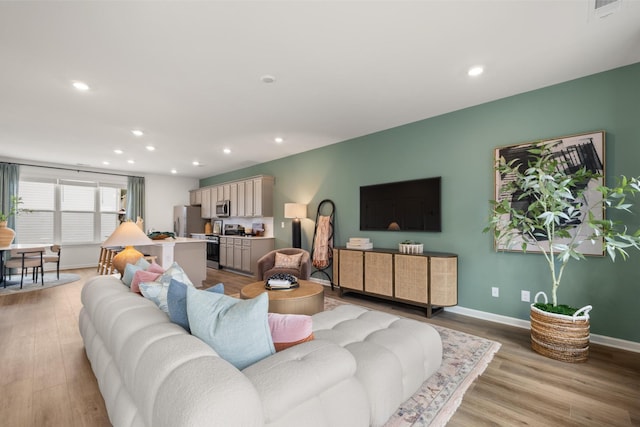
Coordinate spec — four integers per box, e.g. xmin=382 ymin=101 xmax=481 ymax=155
xmin=102 ymin=220 xmax=153 ymax=274
xmin=284 ymin=203 xmax=307 ymax=248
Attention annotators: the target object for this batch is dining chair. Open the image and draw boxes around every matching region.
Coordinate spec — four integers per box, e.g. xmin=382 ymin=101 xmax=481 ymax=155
xmin=40 ymin=245 xmax=61 ymax=279
xmin=4 ymin=250 xmax=44 ymax=289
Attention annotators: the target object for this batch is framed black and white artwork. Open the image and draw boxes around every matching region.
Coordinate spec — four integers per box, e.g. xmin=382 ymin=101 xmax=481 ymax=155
xmin=493 ymin=130 xmax=605 ymax=256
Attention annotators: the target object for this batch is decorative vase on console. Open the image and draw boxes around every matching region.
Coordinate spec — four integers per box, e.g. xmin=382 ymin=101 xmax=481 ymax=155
xmin=0 ymin=221 xmax=16 ymax=247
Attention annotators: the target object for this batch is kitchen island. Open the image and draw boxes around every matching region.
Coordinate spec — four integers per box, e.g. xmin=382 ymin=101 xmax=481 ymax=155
xmin=136 ymin=237 xmax=206 ymax=286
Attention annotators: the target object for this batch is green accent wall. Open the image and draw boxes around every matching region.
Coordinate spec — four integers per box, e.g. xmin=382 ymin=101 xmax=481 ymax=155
xmin=201 ymin=62 xmax=640 ymax=342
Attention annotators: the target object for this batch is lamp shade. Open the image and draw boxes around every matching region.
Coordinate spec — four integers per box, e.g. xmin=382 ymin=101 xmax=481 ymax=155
xmin=102 ymin=221 xmax=153 ymax=274
xmin=102 ymin=221 xmax=153 ymax=248
xmin=284 ymin=203 xmax=307 ymax=219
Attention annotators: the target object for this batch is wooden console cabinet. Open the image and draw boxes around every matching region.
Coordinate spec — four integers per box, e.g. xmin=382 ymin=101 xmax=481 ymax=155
xmin=334 ymin=247 xmax=457 ymax=317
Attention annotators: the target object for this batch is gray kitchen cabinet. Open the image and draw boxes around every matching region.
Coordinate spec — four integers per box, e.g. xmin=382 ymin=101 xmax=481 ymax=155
xmin=189 ymin=175 xmax=274 ymax=219
xmin=219 ymin=237 xmax=228 ymax=266
xmin=190 ymin=189 xmax=202 ymax=206
xmin=233 ymin=238 xmax=243 ymax=270
xmin=200 ymin=187 xmax=212 ymax=218
xmin=218 ymin=237 xmax=274 ymax=278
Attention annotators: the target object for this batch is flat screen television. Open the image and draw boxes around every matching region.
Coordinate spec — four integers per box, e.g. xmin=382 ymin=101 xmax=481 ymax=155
xmin=360 ymin=177 xmax=441 ymax=232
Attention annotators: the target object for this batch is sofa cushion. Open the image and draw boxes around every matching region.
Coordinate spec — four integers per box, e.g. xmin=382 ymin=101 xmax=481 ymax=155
xmin=268 ymin=313 xmax=314 ymax=351
xmin=131 ymin=270 xmax=162 ymax=294
xmin=167 ymin=279 xmax=224 ymax=332
xmin=159 ymin=262 xmax=193 ymax=287
xmin=135 ymin=256 xmax=151 ymax=270
xmin=147 ymin=260 xmax=165 ymax=274
xmin=139 ymin=281 xmax=171 ymax=313
xmin=122 ymin=263 xmax=144 ymax=287
xmin=187 ymin=288 xmax=275 ymax=370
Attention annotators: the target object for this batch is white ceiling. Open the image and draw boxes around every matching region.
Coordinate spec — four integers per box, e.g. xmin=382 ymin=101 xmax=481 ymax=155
xmin=1 ymin=1 xmax=639 ymax=179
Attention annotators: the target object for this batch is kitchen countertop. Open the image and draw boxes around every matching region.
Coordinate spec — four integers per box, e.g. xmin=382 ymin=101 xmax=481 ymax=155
xmin=220 ymin=235 xmax=274 ymax=240
xmin=190 ymin=234 xmax=274 ymax=240
xmin=144 ymin=237 xmax=206 ymax=245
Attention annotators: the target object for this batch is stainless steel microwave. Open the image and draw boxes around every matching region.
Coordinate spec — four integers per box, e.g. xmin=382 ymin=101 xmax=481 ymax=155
xmin=215 ymin=200 xmax=230 ymax=217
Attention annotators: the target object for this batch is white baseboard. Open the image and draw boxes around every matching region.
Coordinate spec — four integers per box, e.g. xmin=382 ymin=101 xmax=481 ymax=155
xmin=445 ymin=305 xmax=640 ymax=353
xmin=316 ymin=284 xmax=640 ymax=353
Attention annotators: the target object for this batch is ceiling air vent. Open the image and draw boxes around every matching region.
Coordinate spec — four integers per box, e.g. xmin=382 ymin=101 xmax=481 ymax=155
xmin=591 ymin=0 xmax=622 ymax=18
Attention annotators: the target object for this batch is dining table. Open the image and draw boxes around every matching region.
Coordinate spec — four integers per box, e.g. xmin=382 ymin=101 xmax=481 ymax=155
xmin=0 ymin=243 xmax=51 ymax=287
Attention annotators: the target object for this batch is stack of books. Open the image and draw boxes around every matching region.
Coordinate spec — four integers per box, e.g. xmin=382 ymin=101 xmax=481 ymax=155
xmin=267 ymin=278 xmax=295 ymax=289
xmin=346 ymin=237 xmax=373 ymax=250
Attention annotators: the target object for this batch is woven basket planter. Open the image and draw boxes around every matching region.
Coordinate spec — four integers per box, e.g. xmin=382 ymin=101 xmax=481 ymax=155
xmin=530 ymin=292 xmax=591 ymax=363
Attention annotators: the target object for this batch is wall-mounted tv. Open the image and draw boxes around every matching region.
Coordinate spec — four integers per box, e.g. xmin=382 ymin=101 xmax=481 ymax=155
xmin=360 ymin=177 xmax=441 ymax=232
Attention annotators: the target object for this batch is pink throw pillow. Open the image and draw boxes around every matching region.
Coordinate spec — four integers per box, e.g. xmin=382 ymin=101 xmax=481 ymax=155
xmin=131 ymin=270 xmax=161 ymax=293
xmin=267 ymin=313 xmax=314 ymax=352
xmin=147 ymin=261 xmax=165 ymax=274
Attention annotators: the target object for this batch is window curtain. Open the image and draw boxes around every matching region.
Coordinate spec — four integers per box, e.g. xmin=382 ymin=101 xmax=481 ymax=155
xmin=126 ymin=176 xmax=145 ymax=224
xmin=0 ymin=163 xmax=20 ymax=229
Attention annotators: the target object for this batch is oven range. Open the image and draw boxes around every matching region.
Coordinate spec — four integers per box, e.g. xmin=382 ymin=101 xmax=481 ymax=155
xmin=205 ymin=234 xmax=220 ymax=269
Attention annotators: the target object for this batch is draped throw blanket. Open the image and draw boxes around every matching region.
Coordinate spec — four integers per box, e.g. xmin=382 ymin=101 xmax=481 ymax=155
xmin=312 ymin=215 xmax=332 ymax=269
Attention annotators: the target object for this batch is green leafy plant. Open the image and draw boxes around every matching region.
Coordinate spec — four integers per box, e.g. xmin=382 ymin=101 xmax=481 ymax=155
xmin=484 ymin=141 xmax=640 ymax=310
xmin=0 ymin=196 xmax=24 ymax=222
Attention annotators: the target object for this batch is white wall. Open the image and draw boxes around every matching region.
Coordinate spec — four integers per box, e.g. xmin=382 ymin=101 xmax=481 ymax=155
xmin=143 ymin=173 xmax=199 ymax=233
xmin=0 ymin=157 xmax=200 ymax=269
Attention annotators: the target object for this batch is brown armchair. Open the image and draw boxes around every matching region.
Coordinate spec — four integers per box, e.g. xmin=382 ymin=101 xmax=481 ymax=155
xmin=257 ymin=248 xmax=311 ymax=280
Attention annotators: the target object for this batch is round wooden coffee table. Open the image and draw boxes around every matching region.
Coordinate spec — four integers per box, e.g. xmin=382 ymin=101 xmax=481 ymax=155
xmin=240 ymin=279 xmax=325 ymax=315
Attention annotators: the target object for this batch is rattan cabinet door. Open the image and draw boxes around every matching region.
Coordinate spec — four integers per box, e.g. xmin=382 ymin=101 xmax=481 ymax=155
xmin=364 ymin=252 xmax=393 ymax=296
xmin=430 ymin=256 xmax=457 ymax=306
xmin=339 ymin=250 xmax=364 ymax=291
xmin=394 ymin=254 xmax=428 ymax=303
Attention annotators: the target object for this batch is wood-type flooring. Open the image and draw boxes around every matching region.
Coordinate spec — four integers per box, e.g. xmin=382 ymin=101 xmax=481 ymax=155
xmin=0 ymin=267 xmax=638 ymax=426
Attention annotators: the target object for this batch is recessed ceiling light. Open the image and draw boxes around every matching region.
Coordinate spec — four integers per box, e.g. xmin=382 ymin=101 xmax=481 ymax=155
xmin=72 ymin=81 xmax=90 ymax=91
xmin=102 ymin=161 xmax=110 ymax=165
xmin=145 ymin=145 xmax=155 ymax=151
xmin=127 ymin=159 xmax=135 ymax=164
xmin=193 ymin=161 xmax=200 ymax=166
xmin=171 ymin=169 xmax=177 ymax=174
xmin=261 ymin=75 xmax=276 ymax=83
xmin=114 ymin=149 xmax=123 ymax=154
xmin=131 ymin=129 xmax=144 ymax=137
xmin=223 ymin=148 xmax=231 ymax=154
xmin=468 ymin=66 xmax=484 ymax=77
xmin=275 ymin=137 xmax=284 ymax=143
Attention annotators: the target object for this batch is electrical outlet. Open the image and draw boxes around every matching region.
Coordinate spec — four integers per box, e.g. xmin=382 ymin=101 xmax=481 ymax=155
xmin=491 ymin=287 xmax=499 ymax=298
xmin=281 ymin=221 xmax=285 ymax=228
xmin=521 ymin=290 xmax=530 ymax=302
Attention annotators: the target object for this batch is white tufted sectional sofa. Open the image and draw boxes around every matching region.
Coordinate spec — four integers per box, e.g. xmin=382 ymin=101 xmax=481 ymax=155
xmin=79 ymin=275 xmax=442 ymax=427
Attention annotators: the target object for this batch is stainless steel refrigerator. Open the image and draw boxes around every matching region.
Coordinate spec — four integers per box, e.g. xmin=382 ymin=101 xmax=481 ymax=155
xmin=173 ymin=205 xmax=207 ymax=237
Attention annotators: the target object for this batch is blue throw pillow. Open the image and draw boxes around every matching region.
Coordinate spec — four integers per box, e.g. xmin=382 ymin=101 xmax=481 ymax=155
xmin=168 ymin=279 xmax=224 ymax=332
xmin=187 ymin=288 xmax=275 ymax=370
xmin=122 ymin=263 xmax=144 ymax=287
xmin=135 ymin=256 xmax=151 ymax=270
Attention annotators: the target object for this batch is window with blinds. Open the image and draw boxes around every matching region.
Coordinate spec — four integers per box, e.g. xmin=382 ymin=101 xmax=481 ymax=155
xmin=15 ymin=180 xmax=55 ymax=245
xmin=15 ymin=177 xmax=125 ymax=245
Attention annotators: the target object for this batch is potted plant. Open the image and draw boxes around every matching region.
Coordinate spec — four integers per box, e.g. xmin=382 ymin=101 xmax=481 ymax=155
xmin=0 ymin=196 xmax=24 ymax=246
xmin=485 ymin=141 xmax=640 ymax=362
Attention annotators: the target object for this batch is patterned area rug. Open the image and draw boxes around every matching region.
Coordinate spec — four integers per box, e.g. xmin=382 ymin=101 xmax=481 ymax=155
xmin=324 ymin=297 xmax=501 ymax=427
xmin=0 ymin=272 xmax=81 ymax=294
